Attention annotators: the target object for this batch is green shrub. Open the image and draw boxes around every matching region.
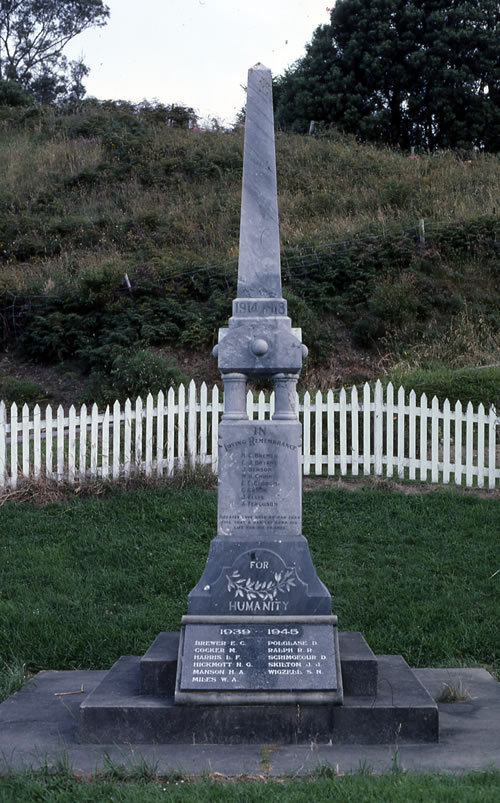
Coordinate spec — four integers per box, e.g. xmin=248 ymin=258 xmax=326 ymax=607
xmin=385 ymin=366 xmax=500 ymax=409
xmin=86 ymin=348 xmax=187 ymax=404
xmin=0 ymin=376 xmax=47 ymax=405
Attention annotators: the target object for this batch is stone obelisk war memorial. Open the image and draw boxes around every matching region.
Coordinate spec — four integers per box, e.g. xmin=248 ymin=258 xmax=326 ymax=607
xmin=78 ymin=65 xmax=438 ymax=744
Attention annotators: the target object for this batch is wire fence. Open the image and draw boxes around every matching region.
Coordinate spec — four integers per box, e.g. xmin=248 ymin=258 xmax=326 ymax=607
xmin=2 ymin=216 xmax=495 ymax=348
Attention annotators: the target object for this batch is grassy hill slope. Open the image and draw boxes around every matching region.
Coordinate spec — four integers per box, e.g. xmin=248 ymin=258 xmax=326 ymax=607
xmin=0 ymin=101 xmax=498 ymax=406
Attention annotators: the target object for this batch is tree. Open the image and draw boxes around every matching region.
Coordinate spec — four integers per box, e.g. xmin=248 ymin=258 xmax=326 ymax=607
xmin=0 ymin=1 xmax=109 ymax=101
xmin=275 ymin=1 xmax=499 ymax=151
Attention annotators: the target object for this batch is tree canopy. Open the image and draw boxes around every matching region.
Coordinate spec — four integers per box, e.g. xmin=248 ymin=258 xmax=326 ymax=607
xmin=0 ymin=0 xmax=109 ymax=103
xmin=274 ymin=1 xmax=499 ymax=151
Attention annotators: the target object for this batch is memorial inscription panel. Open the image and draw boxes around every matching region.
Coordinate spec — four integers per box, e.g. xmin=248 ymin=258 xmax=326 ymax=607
xmin=179 ymin=622 xmax=338 ymax=692
xmin=218 ymin=422 xmax=301 ymax=536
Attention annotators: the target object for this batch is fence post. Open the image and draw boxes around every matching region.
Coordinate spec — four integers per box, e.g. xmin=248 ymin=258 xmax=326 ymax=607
xmin=418 ymin=218 xmax=425 ymax=246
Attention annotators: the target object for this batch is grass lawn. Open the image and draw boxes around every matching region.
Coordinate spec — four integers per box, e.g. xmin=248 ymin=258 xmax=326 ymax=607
xmin=0 ymin=484 xmax=498 ymax=679
xmin=0 ymin=483 xmax=499 ymax=796
xmin=1 ymin=767 xmax=500 ymax=802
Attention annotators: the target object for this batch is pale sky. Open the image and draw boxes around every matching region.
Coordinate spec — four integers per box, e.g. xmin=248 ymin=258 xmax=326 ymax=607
xmin=64 ymin=0 xmax=332 ymax=126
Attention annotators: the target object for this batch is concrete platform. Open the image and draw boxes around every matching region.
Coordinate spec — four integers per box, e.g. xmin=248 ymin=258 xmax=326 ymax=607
xmin=79 ymin=653 xmax=437 ymax=744
xmin=1 ymin=667 xmax=499 ymax=776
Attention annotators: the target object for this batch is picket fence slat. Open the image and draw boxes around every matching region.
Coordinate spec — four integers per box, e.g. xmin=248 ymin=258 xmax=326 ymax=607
xmin=0 ymin=382 xmax=498 ymax=490
xmin=386 ymin=383 xmax=394 ymax=478
xmin=211 ymin=384 xmax=219 ymax=474
xmin=124 ymin=399 xmax=132 ymax=478
xmin=315 ymin=390 xmax=322 ymax=476
xmin=443 ymin=399 xmax=451 ymax=484
xmin=327 ymin=389 xmax=335 ymax=475
xmin=102 ymin=406 xmax=110 ymax=480
xmin=177 ymin=385 xmax=185 ymax=471
xmin=455 ymin=401 xmax=463 ymax=486
xmin=113 ymin=400 xmax=121 ymax=480
xmin=199 ymin=384 xmax=207 ymax=466
xmin=68 ymin=405 xmax=76 ymax=484
xmin=477 ymin=403 xmax=485 ymax=489
xmin=135 ymin=397 xmax=143 ymax=472
xmin=363 ymin=384 xmax=371 ymax=476
xmin=91 ymin=404 xmax=99 ymax=479
xmin=79 ymin=403 xmax=87 ymax=481
xmin=339 ymin=388 xmax=347 ymax=475
xmin=488 ymin=406 xmax=496 ymax=490
xmin=351 ymin=386 xmax=358 ymax=477
xmin=167 ymin=388 xmax=175 ymax=477
xmin=303 ymin=392 xmax=311 ymax=476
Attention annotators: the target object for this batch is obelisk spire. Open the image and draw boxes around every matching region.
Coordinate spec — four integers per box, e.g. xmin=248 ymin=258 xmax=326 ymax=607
xmin=237 ymin=63 xmax=282 ymax=299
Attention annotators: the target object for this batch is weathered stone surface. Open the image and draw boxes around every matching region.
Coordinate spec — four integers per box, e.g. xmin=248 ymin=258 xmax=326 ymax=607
xmin=140 ymin=632 xmax=179 ymax=696
xmin=175 ymin=618 xmax=341 ymax=705
xmin=237 ymin=63 xmax=281 ymax=299
xmin=4 ymin=665 xmax=500 ymax=773
xmin=217 ymin=420 xmax=302 ymax=537
xmin=187 ymin=537 xmax=332 ymax=616
xmin=339 ymin=631 xmax=378 ymax=697
xmin=79 ymin=653 xmax=438 ymax=744
xmin=130 ymin=631 xmax=378 ymax=700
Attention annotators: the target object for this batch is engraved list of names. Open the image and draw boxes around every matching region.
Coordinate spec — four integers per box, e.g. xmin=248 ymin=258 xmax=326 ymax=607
xmin=179 ymin=623 xmax=337 ymax=692
xmin=217 ymin=422 xmax=302 ymax=536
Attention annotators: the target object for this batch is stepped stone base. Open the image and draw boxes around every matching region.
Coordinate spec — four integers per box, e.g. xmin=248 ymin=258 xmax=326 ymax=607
xmin=79 ymin=632 xmax=438 ymax=745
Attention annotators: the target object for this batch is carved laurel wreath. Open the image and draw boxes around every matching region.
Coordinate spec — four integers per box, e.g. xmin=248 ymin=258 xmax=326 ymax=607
xmin=226 ymin=569 xmax=297 ymax=601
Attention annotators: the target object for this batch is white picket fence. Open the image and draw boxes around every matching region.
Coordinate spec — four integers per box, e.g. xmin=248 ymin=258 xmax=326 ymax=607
xmin=0 ymin=380 xmax=498 ymax=490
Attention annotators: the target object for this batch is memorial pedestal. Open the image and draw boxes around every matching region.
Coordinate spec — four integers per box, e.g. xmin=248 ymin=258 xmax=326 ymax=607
xmin=78 ymin=631 xmax=439 ymax=745
xmin=175 ymin=616 xmax=342 ymax=705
